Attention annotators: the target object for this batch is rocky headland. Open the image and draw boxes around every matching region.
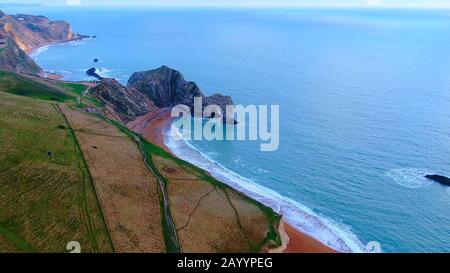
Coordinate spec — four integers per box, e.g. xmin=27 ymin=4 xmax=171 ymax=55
xmin=91 ymin=78 xmax=158 ymax=123
xmin=0 ymin=10 xmax=86 ymax=75
xmin=91 ymin=65 xmax=235 ymax=124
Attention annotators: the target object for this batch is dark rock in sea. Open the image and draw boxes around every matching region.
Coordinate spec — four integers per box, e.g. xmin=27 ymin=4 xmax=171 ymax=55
xmin=78 ymin=34 xmax=90 ymax=39
xmin=92 ymin=35 xmax=97 ymax=38
xmin=425 ymin=175 xmax=450 ymax=187
xmin=90 ymin=78 xmax=157 ymax=123
xmin=94 ymin=58 xmax=99 ymax=63
xmin=86 ymin=67 xmax=103 ymax=80
xmin=128 ymin=65 xmax=236 ymax=123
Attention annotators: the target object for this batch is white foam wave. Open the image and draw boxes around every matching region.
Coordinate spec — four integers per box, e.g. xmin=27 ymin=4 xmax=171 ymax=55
xmin=386 ymin=168 xmax=433 ymax=189
xmin=66 ymin=40 xmax=86 ymax=46
xmin=165 ymin=124 xmax=367 ymax=253
xmin=30 ymin=45 xmax=50 ymax=61
xmin=95 ymin=67 xmax=113 ymax=78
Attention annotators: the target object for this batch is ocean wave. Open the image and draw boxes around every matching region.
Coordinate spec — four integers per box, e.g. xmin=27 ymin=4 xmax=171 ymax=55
xmin=95 ymin=67 xmax=113 ymax=78
xmin=386 ymin=168 xmax=433 ymax=189
xmin=164 ymin=124 xmax=367 ymax=253
xmin=30 ymin=45 xmax=50 ymax=61
xmin=79 ymin=67 xmax=114 ymax=78
xmin=65 ymin=40 xmax=86 ymax=46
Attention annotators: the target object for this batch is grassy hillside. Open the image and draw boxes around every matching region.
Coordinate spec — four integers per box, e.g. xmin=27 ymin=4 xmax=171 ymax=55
xmin=103 ymin=118 xmax=282 ymax=253
xmin=60 ymin=106 xmax=166 ymax=253
xmin=0 ymin=92 xmax=114 ymax=253
xmin=0 ymin=71 xmax=282 ymax=253
xmin=0 ymin=70 xmax=75 ymax=102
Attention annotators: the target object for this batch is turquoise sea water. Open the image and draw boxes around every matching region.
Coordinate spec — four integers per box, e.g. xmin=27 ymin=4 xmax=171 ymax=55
xmin=11 ymin=7 xmax=450 ymax=252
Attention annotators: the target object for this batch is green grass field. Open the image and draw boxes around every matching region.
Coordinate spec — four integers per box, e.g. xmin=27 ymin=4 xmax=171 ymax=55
xmin=0 ymin=92 xmax=114 ymax=253
xmin=57 ymin=82 xmax=87 ymax=95
xmin=0 ymin=70 xmax=76 ymax=102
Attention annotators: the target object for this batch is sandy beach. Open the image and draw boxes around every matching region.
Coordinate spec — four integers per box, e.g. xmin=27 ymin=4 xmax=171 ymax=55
xmin=127 ymin=108 xmax=173 ymax=153
xmin=45 ymin=73 xmax=64 ymax=80
xmin=27 ymin=39 xmax=85 ymax=81
xmin=129 ymin=111 xmax=338 ymax=253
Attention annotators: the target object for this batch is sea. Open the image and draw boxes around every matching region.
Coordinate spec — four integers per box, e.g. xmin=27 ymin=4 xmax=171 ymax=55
xmin=8 ymin=6 xmax=450 ymax=252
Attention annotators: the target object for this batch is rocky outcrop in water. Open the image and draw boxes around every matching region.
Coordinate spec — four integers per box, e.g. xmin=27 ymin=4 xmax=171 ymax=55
xmin=0 ymin=10 xmax=84 ymax=75
xmin=86 ymin=68 xmax=103 ymax=80
xmin=91 ymin=78 xmax=157 ymax=123
xmin=128 ymin=66 xmax=235 ymax=122
xmin=425 ymin=175 xmax=450 ymax=187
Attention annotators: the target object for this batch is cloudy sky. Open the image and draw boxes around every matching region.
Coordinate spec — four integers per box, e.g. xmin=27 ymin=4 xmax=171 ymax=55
xmin=4 ymin=0 xmax=450 ymax=8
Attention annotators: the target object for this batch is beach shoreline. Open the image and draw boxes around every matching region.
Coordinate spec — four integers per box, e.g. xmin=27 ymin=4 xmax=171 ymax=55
xmin=130 ymin=111 xmax=338 ymax=253
xmin=27 ymin=38 xmax=88 ymax=81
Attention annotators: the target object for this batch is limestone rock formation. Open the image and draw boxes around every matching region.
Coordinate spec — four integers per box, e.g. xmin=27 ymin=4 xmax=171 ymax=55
xmin=91 ymin=78 xmax=157 ymax=123
xmin=128 ymin=66 xmax=235 ymax=122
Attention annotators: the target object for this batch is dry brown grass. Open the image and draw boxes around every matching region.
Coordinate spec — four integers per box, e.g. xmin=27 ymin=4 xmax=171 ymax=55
xmin=61 ymin=106 xmax=165 ymax=253
xmin=151 ymin=154 xmax=278 ymax=253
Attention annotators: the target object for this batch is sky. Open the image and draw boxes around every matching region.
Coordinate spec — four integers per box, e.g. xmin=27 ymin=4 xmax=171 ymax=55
xmin=2 ymin=0 xmax=450 ymax=8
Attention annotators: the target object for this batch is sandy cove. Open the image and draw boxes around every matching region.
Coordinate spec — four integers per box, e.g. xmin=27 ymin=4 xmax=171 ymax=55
xmin=26 ymin=39 xmax=87 ymax=81
xmin=128 ymin=110 xmax=337 ymax=253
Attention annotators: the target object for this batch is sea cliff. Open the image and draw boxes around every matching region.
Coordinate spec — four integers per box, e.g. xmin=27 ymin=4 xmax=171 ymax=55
xmin=0 ymin=10 xmax=86 ymax=75
xmin=91 ymin=65 xmax=235 ymax=124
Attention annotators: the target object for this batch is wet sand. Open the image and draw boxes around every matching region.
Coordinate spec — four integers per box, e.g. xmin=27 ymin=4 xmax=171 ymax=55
xmin=130 ymin=111 xmax=338 ymax=253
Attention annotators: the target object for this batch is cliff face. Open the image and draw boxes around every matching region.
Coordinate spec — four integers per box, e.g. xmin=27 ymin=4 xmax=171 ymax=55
xmin=128 ymin=66 xmax=203 ymax=109
xmin=91 ymin=78 xmax=157 ymax=123
xmin=128 ymin=66 xmax=234 ymax=122
xmin=0 ymin=12 xmax=77 ymax=52
xmin=0 ymin=38 xmax=43 ymax=75
xmin=0 ymin=10 xmax=82 ymax=75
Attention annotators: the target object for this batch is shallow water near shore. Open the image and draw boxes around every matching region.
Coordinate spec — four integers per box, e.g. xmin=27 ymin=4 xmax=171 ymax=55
xmin=13 ymin=6 xmax=450 ymax=252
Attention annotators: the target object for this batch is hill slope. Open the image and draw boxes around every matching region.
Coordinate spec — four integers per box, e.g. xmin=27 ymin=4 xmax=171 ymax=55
xmin=0 ymin=69 xmax=77 ymax=101
xmin=0 ymin=92 xmax=113 ymax=253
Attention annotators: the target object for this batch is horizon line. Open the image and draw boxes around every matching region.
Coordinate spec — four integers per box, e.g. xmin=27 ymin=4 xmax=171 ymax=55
xmin=21 ymin=4 xmax=450 ymax=10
